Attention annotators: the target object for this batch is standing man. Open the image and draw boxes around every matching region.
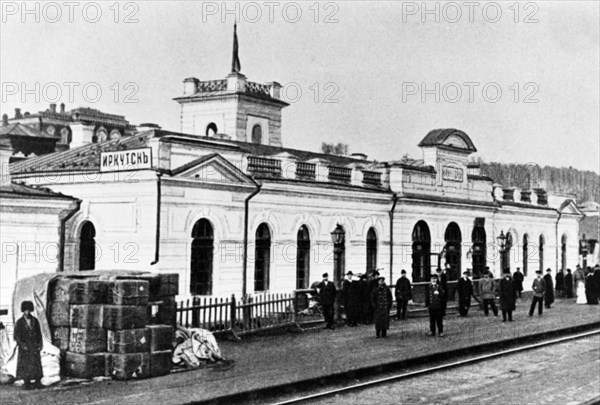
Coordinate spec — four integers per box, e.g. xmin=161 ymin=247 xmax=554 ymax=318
xmin=425 ymin=274 xmax=445 ymax=337
xmin=436 ymin=268 xmax=448 ymax=316
xmin=529 ymin=269 xmax=546 ymax=316
xmin=358 ymin=274 xmax=370 ymax=324
xmin=564 ymin=268 xmax=574 ymax=298
xmin=499 ymin=269 xmax=517 ymax=322
xmin=555 ymin=269 xmax=565 ymax=298
xmin=574 ymin=265 xmax=586 ymax=302
xmin=544 ymin=268 xmax=555 ymax=309
xmin=513 ymin=267 xmax=524 ymax=298
xmin=480 ymin=271 xmax=498 ymax=316
xmin=14 ymin=300 xmax=43 ymax=390
xmin=395 ymin=270 xmax=412 ymax=320
xmin=366 ymin=270 xmax=380 ymax=324
xmin=456 ymin=271 xmax=473 ymax=317
xmin=342 ymin=271 xmax=358 ymax=326
xmin=371 ymin=277 xmax=393 ymax=338
xmin=319 ymin=273 xmax=337 ymax=329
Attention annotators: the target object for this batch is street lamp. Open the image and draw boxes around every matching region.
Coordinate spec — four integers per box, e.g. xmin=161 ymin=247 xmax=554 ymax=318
xmin=497 ymin=230 xmax=507 ymax=252
xmin=330 ymin=224 xmax=345 ymax=323
xmin=331 ymin=224 xmax=345 ymax=245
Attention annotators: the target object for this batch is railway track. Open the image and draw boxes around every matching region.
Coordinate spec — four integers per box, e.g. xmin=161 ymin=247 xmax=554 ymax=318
xmin=271 ymin=328 xmax=600 ymax=405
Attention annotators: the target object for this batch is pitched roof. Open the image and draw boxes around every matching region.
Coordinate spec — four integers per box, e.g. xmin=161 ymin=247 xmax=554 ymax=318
xmin=0 ymin=123 xmax=51 ymax=138
xmin=418 ymin=128 xmax=477 ymax=152
xmin=0 ymin=182 xmax=77 ymax=200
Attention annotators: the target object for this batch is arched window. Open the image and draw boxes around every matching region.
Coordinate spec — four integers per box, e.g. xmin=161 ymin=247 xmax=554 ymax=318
xmin=501 ymin=232 xmax=514 ymax=273
xmin=561 ymin=234 xmax=567 ymax=271
xmin=79 ymin=221 xmax=96 ymax=271
xmin=523 ymin=234 xmax=529 ymax=277
xmin=412 ymin=221 xmax=431 ymax=282
xmin=190 ymin=219 xmax=214 ymax=295
xmin=255 ymin=223 xmax=271 ymax=292
xmin=366 ymin=228 xmax=377 ymax=273
xmin=471 ymin=226 xmax=486 ymax=279
xmin=251 ymin=124 xmax=262 ymax=144
xmin=539 ymin=234 xmax=545 ymax=271
xmin=206 ymin=123 xmax=218 ymax=137
xmin=296 ymin=226 xmax=310 ymax=289
xmin=444 ymin=222 xmax=462 ymax=280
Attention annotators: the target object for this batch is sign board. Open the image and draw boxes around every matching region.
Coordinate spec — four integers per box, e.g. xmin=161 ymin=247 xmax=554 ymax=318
xmin=100 ymin=148 xmax=152 ymax=172
xmin=442 ymin=165 xmax=463 ymax=182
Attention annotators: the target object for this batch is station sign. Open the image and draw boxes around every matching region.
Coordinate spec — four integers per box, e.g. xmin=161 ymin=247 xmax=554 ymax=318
xmin=442 ymin=165 xmax=463 ymax=182
xmin=100 ymin=148 xmax=152 ymax=172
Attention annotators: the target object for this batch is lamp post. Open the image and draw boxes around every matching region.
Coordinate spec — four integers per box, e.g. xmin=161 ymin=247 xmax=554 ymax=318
xmin=331 ymin=224 xmax=345 ymax=324
xmin=497 ymin=230 xmax=507 ymax=275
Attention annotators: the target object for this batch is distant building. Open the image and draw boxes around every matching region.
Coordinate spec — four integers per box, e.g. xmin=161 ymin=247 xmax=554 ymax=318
xmin=579 ymin=201 xmax=599 ymax=268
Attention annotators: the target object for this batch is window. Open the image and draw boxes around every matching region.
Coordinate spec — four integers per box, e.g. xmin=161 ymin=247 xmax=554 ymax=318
xmin=412 ymin=221 xmax=431 ymax=282
xmin=471 ymin=226 xmax=486 ymax=279
xmin=366 ymin=228 xmax=377 ymax=273
xmin=501 ymin=232 xmax=513 ymax=273
xmin=296 ymin=226 xmax=310 ymax=289
xmin=444 ymin=222 xmax=462 ymax=280
xmin=206 ymin=123 xmax=218 ymax=137
xmin=254 ymin=223 xmax=271 ymax=292
xmin=190 ymin=219 xmax=214 ymax=295
xmin=79 ymin=221 xmax=96 ymax=271
xmin=251 ymin=124 xmax=262 ymax=144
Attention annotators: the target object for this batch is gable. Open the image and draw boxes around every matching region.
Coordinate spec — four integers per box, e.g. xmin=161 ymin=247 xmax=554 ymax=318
xmin=559 ymin=199 xmax=583 ymax=215
xmin=169 ymin=154 xmax=257 ymax=186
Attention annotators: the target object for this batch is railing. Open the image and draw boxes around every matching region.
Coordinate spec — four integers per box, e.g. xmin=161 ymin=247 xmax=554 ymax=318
xmin=328 ymin=166 xmax=352 ymax=183
xmin=197 ymin=79 xmax=227 ymax=92
xmin=245 ymin=81 xmax=271 ymax=96
xmin=296 ymin=162 xmax=316 ymax=180
xmin=362 ymin=170 xmax=382 ymax=186
xmin=247 ymin=156 xmax=282 ymax=177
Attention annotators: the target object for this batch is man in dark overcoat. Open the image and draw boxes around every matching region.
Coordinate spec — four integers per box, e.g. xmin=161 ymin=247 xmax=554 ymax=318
xmin=366 ymin=270 xmax=380 ymax=324
xmin=342 ymin=271 xmax=359 ymax=326
xmin=371 ymin=277 xmax=393 ymax=338
xmin=14 ymin=300 xmax=43 ymax=389
xmin=555 ymin=269 xmax=565 ymax=298
xmin=513 ymin=267 xmax=524 ymax=298
xmin=529 ymin=270 xmax=546 ymax=316
xmin=456 ymin=271 xmax=473 ymax=317
xmin=425 ymin=274 xmax=445 ymax=337
xmin=358 ymin=274 xmax=370 ymax=324
xmin=499 ymin=269 xmax=517 ymax=321
xmin=564 ymin=268 xmax=574 ymax=298
xmin=394 ymin=270 xmax=412 ymax=320
xmin=585 ymin=271 xmax=599 ymax=305
xmin=543 ymin=268 xmax=555 ymax=308
xmin=436 ymin=268 xmax=448 ymax=316
xmin=318 ymin=273 xmax=337 ymax=329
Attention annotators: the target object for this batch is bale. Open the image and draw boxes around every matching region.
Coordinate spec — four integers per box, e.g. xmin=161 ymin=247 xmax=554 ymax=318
xmin=50 ymin=327 xmax=70 ymax=351
xmin=108 ymin=353 xmax=151 ymax=380
xmin=51 ymin=278 xmax=107 ymax=304
xmin=70 ymin=305 xmax=103 ymax=328
xmin=69 ymin=328 xmax=107 ymax=354
xmin=103 ymin=305 xmax=148 ymax=330
xmin=49 ymin=301 xmax=70 ymax=327
xmin=107 ymin=328 xmax=150 ymax=354
xmin=107 ymin=280 xmax=149 ymax=306
xmin=155 ymin=297 xmax=177 ymax=327
xmin=64 ymin=352 xmax=107 ymax=379
xmin=147 ymin=325 xmax=173 ymax=352
xmin=157 ymin=273 xmax=179 ymax=297
xmin=150 ymin=350 xmax=172 ymax=377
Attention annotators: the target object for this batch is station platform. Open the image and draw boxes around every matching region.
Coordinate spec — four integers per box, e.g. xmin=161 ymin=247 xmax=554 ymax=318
xmin=2 ymin=298 xmax=599 ymax=405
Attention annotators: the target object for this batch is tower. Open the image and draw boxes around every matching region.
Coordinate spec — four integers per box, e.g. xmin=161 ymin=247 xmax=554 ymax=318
xmin=173 ymin=25 xmax=289 ymax=147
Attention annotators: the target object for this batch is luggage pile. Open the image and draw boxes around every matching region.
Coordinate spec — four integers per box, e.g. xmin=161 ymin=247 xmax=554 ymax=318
xmin=47 ymin=273 xmax=178 ymax=380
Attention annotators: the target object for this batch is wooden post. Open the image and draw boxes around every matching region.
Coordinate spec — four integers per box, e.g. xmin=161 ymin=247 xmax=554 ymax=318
xmin=192 ymin=297 xmax=199 ymax=328
xmin=230 ymin=294 xmax=236 ymax=330
xmin=291 ymin=290 xmax=297 ymax=323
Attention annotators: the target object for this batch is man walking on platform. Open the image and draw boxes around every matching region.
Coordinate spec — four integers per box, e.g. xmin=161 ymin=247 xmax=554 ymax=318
xmin=395 ymin=270 xmax=412 ymax=320
xmin=529 ymin=270 xmax=546 ymax=316
xmin=544 ymin=268 xmax=555 ymax=308
xmin=425 ymin=274 xmax=445 ymax=337
xmin=480 ymin=271 xmax=498 ymax=316
xmin=513 ymin=267 xmax=524 ymax=298
xmin=457 ymin=271 xmax=473 ymax=317
xmin=499 ymin=269 xmax=517 ymax=321
xmin=319 ymin=273 xmax=337 ymax=329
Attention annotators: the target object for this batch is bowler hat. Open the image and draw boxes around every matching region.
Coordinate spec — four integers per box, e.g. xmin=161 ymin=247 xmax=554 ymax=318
xmin=401 ymin=270 xmax=407 ymax=274
xmin=346 ymin=271 xmax=353 ymax=276
xmin=503 ymin=269 xmax=510 ymax=274
xmin=21 ymin=300 xmax=34 ymax=312
xmin=535 ymin=269 xmax=542 ymax=274
xmin=322 ymin=273 xmax=329 ymax=278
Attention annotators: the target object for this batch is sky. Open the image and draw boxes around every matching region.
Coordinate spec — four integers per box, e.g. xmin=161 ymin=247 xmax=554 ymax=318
xmin=1 ymin=1 xmax=599 ymax=173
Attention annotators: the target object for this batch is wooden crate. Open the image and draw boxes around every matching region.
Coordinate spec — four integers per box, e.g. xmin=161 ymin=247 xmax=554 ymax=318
xmin=70 ymin=305 xmax=103 ymax=328
xmin=50 ymin=326 xmax=69 ymax=351
xmin=51 ymin=278 xmax=107 ymax=304
xmin=69 ymin=327 xmax=107 ymax=354
xmin=108 ymin=280 xmax=149 ymax=306
xmin=147 ymin=325 xmax=173 ymax=351
xmin=150 ymin=350 xmax=172 ymax=377
xmin=157 ymin=273 xmax=179 ymax=297
xmin=49 ymin=301 xmax=70 ymax=327
xmin=103 ymin=305 xmax=148 ymax=330
xmin=108 ymin=352 xmax=151 ymax=380
xmin=65 ymin=352 xmax=108 ymax=379
xmin=107 ymin=328 xmax=150 ymax=354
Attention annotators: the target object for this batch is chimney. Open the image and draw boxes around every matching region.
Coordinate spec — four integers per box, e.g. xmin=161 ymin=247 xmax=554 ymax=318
xmin=50 ymin=103 xmax=57 ymax=113
xmin=2 ymin=114 xmax=8 ymax=126
xmin=60 ymin=103 xmax=65 ymax=114
xmin=14 ymin=108 xmax=22 ymax=119
xmin=24 ymin=112 xmax=30 ymax=117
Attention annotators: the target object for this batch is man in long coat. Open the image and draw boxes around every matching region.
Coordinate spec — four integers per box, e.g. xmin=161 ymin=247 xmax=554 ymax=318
xmin=394 ymin=270 xmax=412 ymax=320
xmin=456 ymin=271 xmax=473 ymax=317
xmin=513 ymin=267 xmax=524 ymax=298
xmin=358 ymin=274 xmax=370 ymax=324
xmin=425 ymin=274 xmax=446 ymax=337
xmin=371 ymin=277 xmax=393 ymax=338
xmin=366 ymin=270 xmax=380 ymax=324
xmin=318 ymin=273 xmax=337 ymax=329
xmin=555 ymin=269 xmax=565 ymax=298
xmin=436 ymin=268 xmax=448 ymax=316
xmin=543 ymin=268 xmax=555 ymax=308
xmin=564 ymin=269 xmax=574 ymax=298
xmin=342 ymin=271 xmax=359 ymax=326
xmin=499 ymin=269 xmax=517 ymax=321
xmin=14 ymin=300 xmax=43 ymax=389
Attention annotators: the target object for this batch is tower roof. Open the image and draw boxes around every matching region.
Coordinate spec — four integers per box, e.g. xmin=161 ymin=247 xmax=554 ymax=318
xmin=418 ymin=128 xmax=477 ymax=152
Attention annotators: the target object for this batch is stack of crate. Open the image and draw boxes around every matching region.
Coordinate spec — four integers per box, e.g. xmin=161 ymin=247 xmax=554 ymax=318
xmin=46 ymin=273 xmax=178 ymax=380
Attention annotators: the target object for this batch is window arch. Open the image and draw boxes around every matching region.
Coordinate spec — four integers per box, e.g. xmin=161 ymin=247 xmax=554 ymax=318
xmin=254 ymin=223 xmax=271 ymax=292
xmin=444 ymin=222 xmax=462 ymax=280
xmin=539 ymin=234 xmax=545 ymax=272
xmin=206 ymin=122 xmax=218 ymax=137
xmin=523 ymin=234 xmax=529 ymax=277
xmin=471 ymin=226 xmax=486 ymax=279
xmin=190 ymin=219 xmax=214 ymax=295
xmin=412 ymin=221 xmax=431 ymax=282
xmin=251 ymin=124 xmax=262 ymax=144
xmin=561 ymin=234 xmax=567 ymax=271
xmin=79 ymin=221 xmax=96 ymax=271
xmin=296 ymin=225 xmax=310 ymax=289
xmin=366 ymin=228 xmax=377 ymax=273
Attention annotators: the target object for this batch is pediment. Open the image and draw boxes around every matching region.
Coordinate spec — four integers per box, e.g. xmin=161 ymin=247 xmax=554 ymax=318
xmin=170 ymin=154 xmax=256 ymax=186
xmin=559 ymin=199 xmax=583 ymax=215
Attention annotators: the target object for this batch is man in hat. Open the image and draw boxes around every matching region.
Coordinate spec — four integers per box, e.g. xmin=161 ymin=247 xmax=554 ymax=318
xmin=425 ymin=274 xmax=445 ymax=337
xmin=318 ymin=273 xmax=337 ymax=329
xmin=480 ymin=271 xmax=498 ymax=316
xmin=395 ymin=270 xmax=412 ymax=320
xmin=499 ymin=269 xmax=517 ymax=321
xmin=366 ymin=270 xmax=380 ymax=324
xmin=513 ymin=267 xmax=524 ymax=298
xmin=14 ymin=300 xmax=43 ymax=389
xmin=456 ymin=271 xmax=474 ymax=317
xmin=529 ymin=270 xmax=546 ymax=316
xmin=555 ymin=268 xmax=565 ymax=298
xmin=564 ymin=268 xmax=574 ymax=298
xmin=371 ymin=276 xmax=393 ymax=338
xmin=358 ymin=273 xmax=370 ymax=324
xmin=436 ymin=268 xmax=448 ymax=316
xmin=543 ymin=268 xmax=555 ymax=308
xmin=342 ymin=271 xmax=359 ymax=326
